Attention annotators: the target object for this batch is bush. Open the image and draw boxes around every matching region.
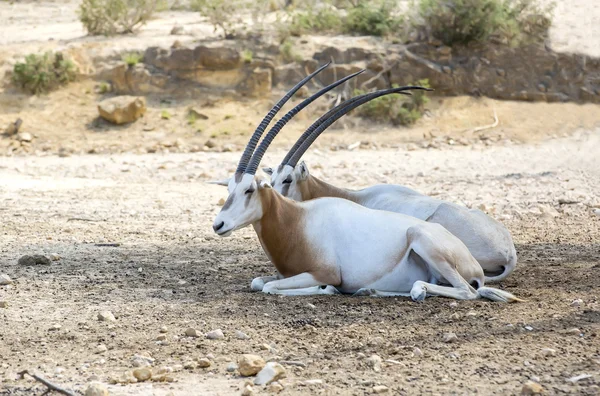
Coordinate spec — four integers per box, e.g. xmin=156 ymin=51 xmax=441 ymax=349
xmin=279 ymin=39 xmax=302 ymax=63
xmin=191 ymin=0 xmax=268 ymax=38
xmin=79 ymin=0 xmax=158 ymax=36
xmin=355 ymin=80 xmax=431 ymax=126
xmin=288 ymin=3 xmax=344 ymax=36
xmin=343 ymin=1 xmax=400 ymax=36
xmin=121 ymin=52 xmax=143 ymax=66
xmin=12 ymin=52 xmax=77 ymax=95
xmin=413 ymin=0 xmax=554 ymax=46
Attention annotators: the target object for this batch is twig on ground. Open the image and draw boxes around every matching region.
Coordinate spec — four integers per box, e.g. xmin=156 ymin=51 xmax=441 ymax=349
xmin=359 ymin=61 xmax=397 ymax=90
xmin=17 ymin=370 xmax=78 ymax=396
xmin=469 ymin=107 xmax=499 ymax=134
xmin=94 ymin=243 xmax=121 ymax=247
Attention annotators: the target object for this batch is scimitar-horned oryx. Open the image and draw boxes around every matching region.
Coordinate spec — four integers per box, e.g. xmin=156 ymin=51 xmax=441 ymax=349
xmin=211 ymin=66 xmax=522 ymax=302
xmin=259 ymin=87 xmax=517 ymax=283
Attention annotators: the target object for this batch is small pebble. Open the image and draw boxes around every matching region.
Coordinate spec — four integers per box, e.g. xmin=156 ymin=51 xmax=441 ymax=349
xmin=159 ymin=326 xmax=168 ymax=333
xmin=521 ymin=381 xmax=544 ymax=395
xmin=18 ymin=254 xmax=51 ymax=266
xmin=267 ymin=382 xmax=284 ymax=393
xmin=0 ymin=301 xmax=8 ymax=308
xmin=524 ymin=326 xmax=534 ymax=331
xmin=366 ymin=355 xmax=382 ymax=372
xmin=254 ymin=362 xmax=286 ymax=385
xmin=413 ymin=347 xmax=423 ymax=357
xmin=156 ymin=334 xmax=167 ymax=341
xmin=0 ymin=274 xmax=13 ymax=285
xmin=307 ymin=303 xmax=316 ymax=309
xmin=197 ymin=358 xmax=211 ymax=368
xmin=206 ymin=329 xmax=224 ymax=339
xmin=443 ymin=332 xmax=458 ymax=343
xmin=235 ymin=330 xmax=250 ymax=340
xmin=571 ymin=299 xmax=583 ymax=307
xmin=96 ymin=345 xmax=107 ymax=354
xmin=373 ymin=385 xmax=389 ymax=394
xmin=49 ymin=253 xmax=61 ymax=261
xmin=98 ymin=311 xmax=116 ymax=322
xmin=84 ymin=382 xmax=109 ymax=396
xmin=241 ymin=384 xmax=254 ymax=396
xmin=565 ymin=328 xmax=581 ymax=335
xmin=185 ymin=328 xmax=199 ymax=337
xmin=238 ymin=354 xmax=266 ymax=376
xmin=303 ymin=379 xmax=323 ymax=386
xmin=183 ymin=361 xmax=197 ymax=369
xmin=542 ymin=348 xmax=556 ymax=357
xmin=226 ymin=363 xmax=238 ymax=372
xmin=133 ymin=367 xmax=152 ymax=382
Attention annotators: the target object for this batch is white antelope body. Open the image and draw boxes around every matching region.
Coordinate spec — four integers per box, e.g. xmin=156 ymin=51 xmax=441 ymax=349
xmin=212 ymin=65 xmax=521 ymax=302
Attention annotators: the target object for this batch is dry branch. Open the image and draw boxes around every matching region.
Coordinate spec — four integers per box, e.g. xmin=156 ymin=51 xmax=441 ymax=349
xmin=18 ymin=370 xmax=78 ymax=396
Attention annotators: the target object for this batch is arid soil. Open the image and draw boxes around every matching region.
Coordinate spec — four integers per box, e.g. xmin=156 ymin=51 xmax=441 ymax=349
xmin=1 ymin=129 xmax=599 ymax=395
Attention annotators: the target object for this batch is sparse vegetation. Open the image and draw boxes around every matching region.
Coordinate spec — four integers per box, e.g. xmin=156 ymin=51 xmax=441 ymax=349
xmin=161 ymin=109 xmax=172 ymax=119
xmin=78 ymin=0 xmax=158 ymax=36
xmin=288 ymin=3 xmax=344 ymax=36
xmin=97 ymin=81 xmax=112 ymax=94
xmin=354 ymin=80 xmax=431 ymax=126
xmin=241 ymin=49 xmax=253 ymax=63
xmin=279 ymin=39 xmax=302 ymax=63
xmin=121 ymin=52 xmax=143 ymax=66
xmin=12 ymin=52 xmax=77 ymax=95
xmin=191 ymin=0 xmax=269 ymax=38
xmin=412 ymin=0 xmax=554 ymax=46
xmin=343 ymin=1 xmax=401 ymax=36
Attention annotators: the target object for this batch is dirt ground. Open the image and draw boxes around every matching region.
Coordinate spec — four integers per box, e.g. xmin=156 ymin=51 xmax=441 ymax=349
xmin=1 ymin=129 xmax=599 ymax=395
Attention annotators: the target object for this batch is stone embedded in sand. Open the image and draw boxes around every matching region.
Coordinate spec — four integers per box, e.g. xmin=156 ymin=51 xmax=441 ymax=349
xmin=98 ymin=96 xmax=147 ymax=125
xmin=542 ymin=348 xmax=556 ymax=357
xmin=18 ymin=254 xmax=51 ymax=266
xmin=267 ymin=382 xmax=284 ymax=393
xmin=235 ymin=330 xmax=250 ymax=340
xmin=0 ymin=274 xmax=12 ymax=285
xmin=185 ymin=328 xmax=200 ymax=337
xmin=443 ymin=332 xmax=458 ymax=343
xmin=226 ymin=362 xmax=238 ymax=372
xmin=96 ymin=344 xmax=108 ymax=354
xmin=238 ymin=354 xmax=266 ymax=376
xmin=0 ymin=301 xmax=8 ymax=308
xmin=183 ymin=360 xmax=197 ymax=369
xmin=521 ymin=381 xmax=544 ymax=395
xmin=133 ymin=367 xmax=152 ymax=382
xmin=254 ymin=362 xmax=286 ymax=385
xmin=84 ymin=382 xmax=109 ymax=396
xmin=98 ymin=311 xmax=116 ymax=322
xmin=366 ymin=354 xmax=382 ymax=372
xmin=206 ymin=329 xmax=224 ymax=340
xmin=241 ymin=384 xmax=254 ymax=396
xmin=373 ymin=385 xmax=389 ymax=394
xmin=160 ymin=326 xmax=168 ymax=333
xmin=197 ymin=358 xmax=211 ymax=368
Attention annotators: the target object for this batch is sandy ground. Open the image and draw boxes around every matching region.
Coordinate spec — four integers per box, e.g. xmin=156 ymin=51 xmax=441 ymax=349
xmin=1 ymin=129 xmax=599 ymax=395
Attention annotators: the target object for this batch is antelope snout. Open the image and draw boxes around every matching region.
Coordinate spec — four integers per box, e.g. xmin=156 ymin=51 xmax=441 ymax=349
xmin=213 ymin=221 xmax=225 ymax=232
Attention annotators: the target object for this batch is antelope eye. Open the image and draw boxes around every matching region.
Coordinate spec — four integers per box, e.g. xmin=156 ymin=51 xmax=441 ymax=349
xmin=283 ymin=177 xmax=292 ymax=184
xmin=245 ymin=189 xmax=254 ymax=194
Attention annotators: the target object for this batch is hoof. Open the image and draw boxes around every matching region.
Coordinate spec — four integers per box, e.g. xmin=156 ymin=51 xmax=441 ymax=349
xmin=410 ymin=283 xmax=427 ymax=302
xmin=250 ymin=277 xmax=266 ymax=292
xmin=321 ymin=285 xmax=341 ymax=295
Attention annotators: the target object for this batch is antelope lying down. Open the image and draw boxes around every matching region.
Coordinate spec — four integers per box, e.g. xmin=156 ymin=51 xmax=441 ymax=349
xmin=212 ymin=65 xmax=521 ymax=302
xmin=260 ymin=80 xmax=517 ymax=283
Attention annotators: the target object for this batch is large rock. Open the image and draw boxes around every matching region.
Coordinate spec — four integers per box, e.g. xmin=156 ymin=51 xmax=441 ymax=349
xmin=196 ymin=46 xmax=241 ymax=70
xmin=254 ymin=362 xmax=285 ymax=386
xmin=238 ymin=68 xmax=272 ymax=97
xmin=98 ymin=96 xmax=146 ymax=125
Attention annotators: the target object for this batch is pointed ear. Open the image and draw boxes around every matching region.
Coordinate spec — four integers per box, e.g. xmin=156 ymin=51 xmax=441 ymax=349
xmin=262 ymin=167 xmax=273 ymax=176
xmin=258 ymin=179 xmax=272 ymax=189
xmin=298 ymin=161 xmax=309 ymax=180
xmin=207 ymin=178 xmax=231 ymax=187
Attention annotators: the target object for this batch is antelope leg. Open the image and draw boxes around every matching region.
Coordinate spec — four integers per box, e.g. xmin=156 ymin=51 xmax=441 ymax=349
xmin=250 ymin=275 xmax=280 ymax=291
xmin=262 ymin=273 xmax=340 ymax=296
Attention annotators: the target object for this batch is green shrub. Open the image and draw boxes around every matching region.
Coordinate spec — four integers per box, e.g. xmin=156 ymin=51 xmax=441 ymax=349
xmin=121 ymin=52 xmax=143 ymax=66
xmin=279 ymin=39 xmax=302 ymax=63
xmin=343 ymin=1 xmax=400 ymax=36
xmin=191 ymin=0 xmax=269 ymax=38
xmin=79 ymin=0 xmax=158 ymax=36
xmin=413 ymin=0 xmax=554 ymax=46
xmin=12 ymin=52 xmax=77 ymax=95
xmin=355 ymin=79 xmax=431 ymax=126
xmin=288 ymin=4 xmax=344 ymax=35
xmin=241 ymin=49 xmax=253 ymax=63
xmin=161 ymin=109 xmax=171 ymax=119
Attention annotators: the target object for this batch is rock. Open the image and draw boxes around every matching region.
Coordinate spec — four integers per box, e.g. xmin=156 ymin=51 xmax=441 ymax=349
xmin=442 ymin=332 xmax=458 ymax=343
xmin=183 ymin=361 xmax=197 ymax=369
xmin=267 ymin=382 xmax=284 ymax=393
xmin=4 ymin=118 xmax=22 ymax=136
xmin=96 ymin=345 xmax=108 ymax=354
xmin=235 ymin=330 xmax=250 ymax=340
xmin=17 ymin=132 xmax=33 ymax=142
xmin=185 ymin=328 xmax=200 ymax=337
xmin=566 ymin=374 xmax=592 ymax=383
xmin=241 ymin=384 xmax=254 ymax=396
xmin=84 ymin=382 xmax=109 ymax=396
xmin=206 ymin=329 xmax=224 ymax=339
xmin=373 ymin=385 xmax=389 ymax=394
xmin=156 ymin=334 xmax=167 ymax=341
xmin=521 ymin=381 xmax=544 ymax=395
xmin=18 ymin=254 xmax=51 ymax=266
xmin=131 ymin=354 xmax=154 ymax=367
xmin=98 ymin=96 xmax=147 ymax=125
xmin=49 ymin=253 xmax=61 ymax=261
xmin=171 ymin=25 xmax=184 ymax=35
xmin=542 ymin=348 xmax=556 ymax=357
xmin=159 ymin=326 xmax=168 ymax=333
xmin=303 ymin=379 xmax=323 ymax=386
xmin=254 ymin=362 xmax=286 ymax=385
xmin=571 ymin=299 xmax=583 ymax=307
xmin=0 ymin=301 xmax=8 ymax=308
xmin=413 ymin=347 xmax=423 ymax=357
xmin=238 ymin=354 xmax=266 ymax=376
xmin=98 ymin=311 xmax=116 ymax=322
xmin=0 ymin=274 xmax=12 ymax=285
xmin=133 ymin=367 xmax=152 ymax=381
xmin=226 ymin=362 xmax=238 ymax=372
xmin=197 ymin=358 xmax=211 ymax=368
xmin=565 ymin=328 xmax=581 ymax=335
xmin=366 ymin=354 xmax=382 ymax=372
xmin=238 ymin=67 xmax=272 ymax=97
xmin=108 ymin=371 xmax=136 ymax=384
xmin=594 ymin=208 xmax=600 ymax=217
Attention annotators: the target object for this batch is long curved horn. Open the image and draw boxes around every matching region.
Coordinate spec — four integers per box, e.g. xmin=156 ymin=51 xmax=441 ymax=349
xmin=235 ymin=62 xmax=331 ymax=175
xmin=287 ymin=86 xmax=433 ymax=167
xmin=244 ymin=70 xmax=365 ymax=175
xmin=281 ymin=85 xmax=430 ymax=167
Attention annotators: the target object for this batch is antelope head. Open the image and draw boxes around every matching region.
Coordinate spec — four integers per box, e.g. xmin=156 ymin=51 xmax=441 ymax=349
xmin=213 ymin=63 xmax=361 ymax=235
xmin=263 ymin=162 xmax=309 ymax=202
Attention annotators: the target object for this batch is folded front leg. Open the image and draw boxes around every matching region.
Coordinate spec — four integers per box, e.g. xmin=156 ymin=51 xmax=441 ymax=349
xmin=250 ymin=275 xmax=280 ymax=291
xmin=262 ymin=273 xmax=340 ymax=296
